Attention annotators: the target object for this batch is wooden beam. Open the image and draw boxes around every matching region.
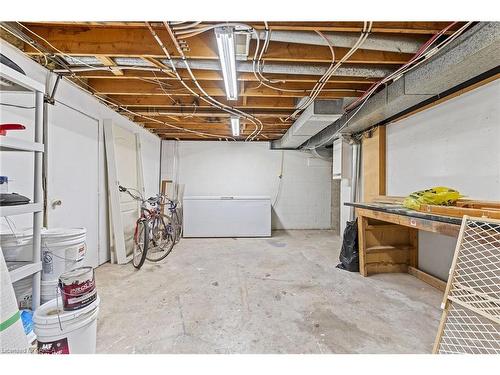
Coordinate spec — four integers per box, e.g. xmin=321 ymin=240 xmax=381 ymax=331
xmin=87 ymin=78 xmax=364 ymax=98
xmin=22 ymin=24 xmax=413 ymax=65
xmin=74 ymin=69 xmax=380 ymax=84
xmin=95 ymin=55 xmax=123 ymax=76
xmin=250 ymin=22 xmax=463 ymax=35
xmin=109 ymin=95 xmax=297 ymax=109
xmin=408 ymin=267 xmax=447 ymax=291
xmin=131 ymin=112 xmax=294 ymax=119
xmin=25 ymin=21 xmax=462 ymax=35
xmin=361 ymin=126 xmax=386 ymax=202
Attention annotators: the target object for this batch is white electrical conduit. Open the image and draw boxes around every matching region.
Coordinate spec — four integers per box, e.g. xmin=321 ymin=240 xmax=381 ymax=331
xmin=12 ymin=23 xmax=233 ymax=140
xmin=13 ymin=22 xmax=232 ymax=140
xmin=301 ymin=22 xmax=473 ymax=151
xmin=163 ymin=21 xmax=263 ymax=141
xmin=146 ymin=22 xmax=263 ymax=141
xmin=288 ymin=22 xmax=373 ymax=120
xmin=171 ymin=21 xmax=203 ymax=31
xmin=166 ymin=21 xmax=269 ymax=141
xmin=252 ymin=24 xmax=336 ymax=95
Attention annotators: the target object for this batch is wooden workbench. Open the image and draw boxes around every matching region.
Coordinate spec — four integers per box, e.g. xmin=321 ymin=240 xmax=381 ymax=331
xmin=345 ymin=202 xmax=462 ymax=291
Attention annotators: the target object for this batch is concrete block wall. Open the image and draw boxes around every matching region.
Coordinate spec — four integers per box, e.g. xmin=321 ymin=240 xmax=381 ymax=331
xmin=386 ymin=79 xmax=500 ymax=280
xmin=161 ymin=141 xmax=332 ymax=230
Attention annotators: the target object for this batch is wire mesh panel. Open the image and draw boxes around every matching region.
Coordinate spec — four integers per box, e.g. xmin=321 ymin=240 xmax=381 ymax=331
xmin=437 ymin=303 xmax=500 ymax=354
xmin=434 ymin=216 xmax=500 ymax=354
xmin=448 ymin=218 xmax=500 ymax=323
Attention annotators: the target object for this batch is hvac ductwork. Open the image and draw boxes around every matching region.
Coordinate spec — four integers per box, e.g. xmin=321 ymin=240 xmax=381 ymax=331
xmin=253 ymin=30 xmax=423 ymax=54
xmin=274 ymin=22 xmax=500 ymax=150
xmin=273 ymin=99 xmax=344 ymax=148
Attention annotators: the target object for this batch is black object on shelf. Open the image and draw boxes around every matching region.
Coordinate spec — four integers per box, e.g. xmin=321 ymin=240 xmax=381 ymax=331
xmin=0 ymin=192 xmax=30 ymax=206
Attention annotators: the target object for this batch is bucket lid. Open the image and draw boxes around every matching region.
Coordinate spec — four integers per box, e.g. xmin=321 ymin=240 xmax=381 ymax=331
xmin=0 ymin=227 xmax=33 ymax=241
xmin=59 ymin=266 xmax=93 ymax=282
xmin=42 ymin=228 xmax=86 ymax=237
xmin=33 ymin=295 xmax=100 ymax=326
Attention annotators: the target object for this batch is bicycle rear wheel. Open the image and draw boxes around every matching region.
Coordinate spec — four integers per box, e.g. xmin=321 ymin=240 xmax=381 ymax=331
xmin=132 ymin=219 xmax=149 ymax=269
xmin=146 ymin=215 xmax=175 ymax=262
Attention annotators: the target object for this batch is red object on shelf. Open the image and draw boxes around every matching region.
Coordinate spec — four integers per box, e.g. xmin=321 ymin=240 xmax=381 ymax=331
xmin=0 ymin=123 xmax=26 ymax=136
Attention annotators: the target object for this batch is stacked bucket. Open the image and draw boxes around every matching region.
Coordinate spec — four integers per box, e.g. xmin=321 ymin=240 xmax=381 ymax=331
xmin=1 ymin=227 xmax=100 ymax=353
xmin=1 ymin=228 xmax=87 ymax=308
xmin=40 ymin=228 xmax=87 ymax=304
xmin=34 ymin=266 xmax=99 ymax=354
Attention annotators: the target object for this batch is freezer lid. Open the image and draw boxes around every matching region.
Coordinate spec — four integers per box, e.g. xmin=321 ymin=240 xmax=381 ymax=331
xmin=183 ymin=195 xmax=271 ymax=201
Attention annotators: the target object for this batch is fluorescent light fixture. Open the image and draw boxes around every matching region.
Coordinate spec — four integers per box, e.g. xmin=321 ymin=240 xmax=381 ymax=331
xmin=215 ymin=27 xmax=238 ymax=100
xmin=230 ymin=117 xmax=240 ymax=137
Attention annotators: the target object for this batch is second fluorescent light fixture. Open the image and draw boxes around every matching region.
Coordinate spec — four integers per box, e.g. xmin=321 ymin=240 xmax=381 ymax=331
xmin=215 ymin=27 xmax=238 ymax=101
xmin=231 ymin=117 xmax=240 ymax=137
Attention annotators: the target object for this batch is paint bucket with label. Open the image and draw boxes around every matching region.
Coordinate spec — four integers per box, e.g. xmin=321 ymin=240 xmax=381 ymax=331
xmin=41 ymin=279 xmax=59 ymax=305
xmin=0 ymin=228 xmax=33 ymax=261
xmin=58 ymin=267 xmax=96 ymax=311
xmin=33 ymin=295 xmax=100 ymax=354
xmin=41 ymin=228 xmax=86 ymax=282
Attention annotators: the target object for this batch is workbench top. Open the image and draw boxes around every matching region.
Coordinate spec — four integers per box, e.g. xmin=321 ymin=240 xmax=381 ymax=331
xmin=345 ymin=201 xmax=462 ymax=225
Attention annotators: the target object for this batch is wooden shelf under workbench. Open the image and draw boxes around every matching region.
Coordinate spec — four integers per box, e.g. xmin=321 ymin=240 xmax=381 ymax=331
xmin=345 ymin=202 xmax=462 ymax=291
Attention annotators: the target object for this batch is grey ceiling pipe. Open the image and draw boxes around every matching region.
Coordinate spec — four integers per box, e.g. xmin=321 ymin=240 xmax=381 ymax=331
xmin=165 ymin=59 xmax=394 ymax=78
xmin=252 ymin=30 xmax=423 ymax=54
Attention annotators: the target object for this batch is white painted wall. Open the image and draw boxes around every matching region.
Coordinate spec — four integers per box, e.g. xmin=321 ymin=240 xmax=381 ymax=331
xmin=386 ymin=79 xmax=500 ymax=280
xmin=161 ymin=141 xmax=332 ymax=230
xmin=0 ymin=40 xmax=161 ymax=267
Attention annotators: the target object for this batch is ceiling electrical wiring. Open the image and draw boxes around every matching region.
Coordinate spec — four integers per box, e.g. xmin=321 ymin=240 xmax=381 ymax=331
xmin=146 ymin=22 xmax=264 ymax=141
xmin=301 ymin=21 xmax=473 ymax=151
xmin=3 ymin=22 xmax=234 ymax=140
xmin=1 ymin=21 xmax=473 ymax=142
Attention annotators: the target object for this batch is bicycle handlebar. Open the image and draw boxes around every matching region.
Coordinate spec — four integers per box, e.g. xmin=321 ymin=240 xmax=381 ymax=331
xmin=118 ymin=185 xmax=176 ymax=207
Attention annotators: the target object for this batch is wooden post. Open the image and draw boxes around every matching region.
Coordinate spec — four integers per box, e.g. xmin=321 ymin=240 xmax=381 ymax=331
xmin=361 ymin=126 xmax=386 ymax=202
xmin=357 ymin=214 xmax=368 ymax=276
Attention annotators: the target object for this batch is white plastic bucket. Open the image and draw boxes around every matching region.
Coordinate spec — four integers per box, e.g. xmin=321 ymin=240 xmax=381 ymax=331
xmin=33 ymin=295 xmax=100 ymax=354
xmin=1 ymin=228 xmax=33 ymax=261
xmin=41 ymin=228 xmax=86 ymax=281
xmin=13 ymin=276 xmax=32 ymax=309
xmin=41 ymin=279 xmax=59 ymax=305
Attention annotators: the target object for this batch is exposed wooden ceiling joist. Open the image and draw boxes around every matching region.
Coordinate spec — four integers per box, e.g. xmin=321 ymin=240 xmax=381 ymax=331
xmin=21 ymin=25 xmax=413 ymax=65
xmin=1 ymin=21 xmax=461 ymax=141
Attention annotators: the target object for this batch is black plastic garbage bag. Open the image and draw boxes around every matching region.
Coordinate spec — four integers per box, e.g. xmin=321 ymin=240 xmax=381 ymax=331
xmin=336 ymin=219 xmax=359 ymax=272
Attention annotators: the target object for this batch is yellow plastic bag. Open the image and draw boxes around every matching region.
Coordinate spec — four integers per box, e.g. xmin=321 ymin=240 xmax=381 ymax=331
xmin=403 ymin=186 xmax=462 ymax=210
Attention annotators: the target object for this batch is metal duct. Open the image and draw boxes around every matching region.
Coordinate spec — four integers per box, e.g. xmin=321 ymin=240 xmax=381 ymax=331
xmin=274 ymin=99 xmax=344 ymax=148
xmin=253 ymin=30 xmax=423 ymax=54
xmin=275 ymin=22 xmax=500 ymax=150
xmin=164 ymin=59 xmax=394 ymax=78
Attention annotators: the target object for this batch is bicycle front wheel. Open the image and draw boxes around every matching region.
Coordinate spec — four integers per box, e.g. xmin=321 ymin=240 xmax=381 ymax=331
xmin=172 ymin=210 xmax=182 ymax=244
xmin=146 ymin=215 xmax=175 ymax=262
xmin=132 ymin=219 xmax=149 ymax=269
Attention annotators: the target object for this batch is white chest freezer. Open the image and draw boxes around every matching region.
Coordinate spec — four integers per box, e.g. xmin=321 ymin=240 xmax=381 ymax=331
xmin=182 ymin=196 xmax=271 ymax=237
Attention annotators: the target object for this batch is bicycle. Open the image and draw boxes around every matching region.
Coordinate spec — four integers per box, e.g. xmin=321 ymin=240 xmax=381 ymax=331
xmin=118 ymin=185 xmax=180 ymax=269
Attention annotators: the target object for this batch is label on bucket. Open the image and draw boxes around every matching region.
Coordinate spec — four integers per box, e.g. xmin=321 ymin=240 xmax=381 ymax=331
xmin=38 ymin=338 xmax=70 ymax=354
xmin=42 ymin=251 xmax=53 ymax=275
xmin=66 ymin=288 xmax=97 ymax=311
xmin=77 ymin=245 xmax=86 ymax=261
xmin=60 ymin=278 xmax=96 ymax=311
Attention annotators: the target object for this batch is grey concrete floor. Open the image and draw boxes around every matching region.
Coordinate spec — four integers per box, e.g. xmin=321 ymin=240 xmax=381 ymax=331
xmin=95 ymin=230 xmax=443 ymax=354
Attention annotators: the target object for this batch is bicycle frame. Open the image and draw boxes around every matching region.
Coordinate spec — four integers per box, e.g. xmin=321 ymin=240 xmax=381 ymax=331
xmin=119 ymin=185 xmax=180 ymax=267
